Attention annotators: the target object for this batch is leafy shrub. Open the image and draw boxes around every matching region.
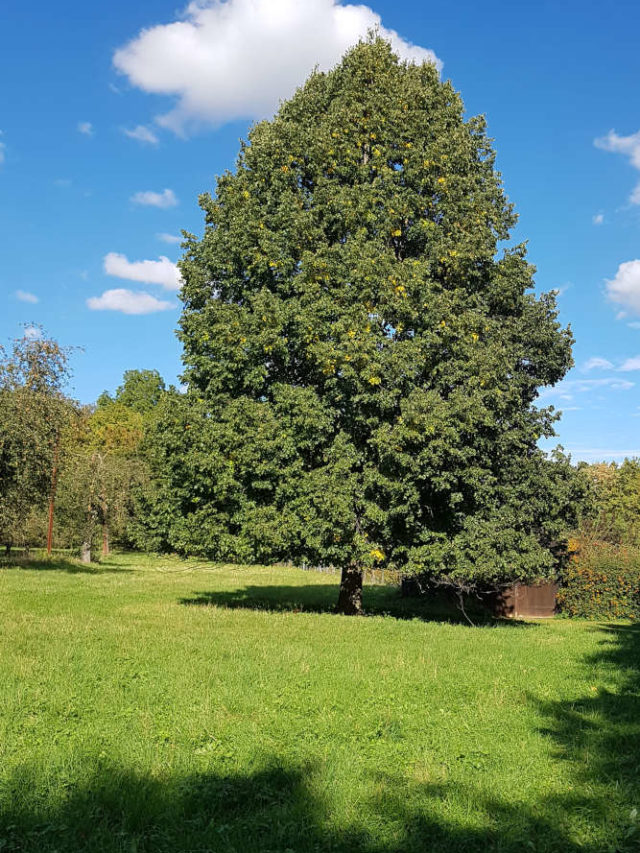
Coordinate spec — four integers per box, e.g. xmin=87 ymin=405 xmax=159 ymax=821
xmin=557 ymin=538 xmax=640 ymax=619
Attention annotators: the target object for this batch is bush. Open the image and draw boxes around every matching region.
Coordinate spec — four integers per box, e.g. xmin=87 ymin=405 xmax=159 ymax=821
xmin=557 ymin=538 xmax=640 ymax=619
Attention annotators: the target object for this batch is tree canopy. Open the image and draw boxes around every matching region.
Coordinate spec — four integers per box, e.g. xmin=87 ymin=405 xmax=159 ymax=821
xmin=98 ymin=369 xmax=166 ymax=415
xmin=0 ymin=329 xmax=74 ymax=550
xmin=55 ymin=400 xmax=146 ymax=561
xmin=148 ymin=38 xmax=578 ymax=612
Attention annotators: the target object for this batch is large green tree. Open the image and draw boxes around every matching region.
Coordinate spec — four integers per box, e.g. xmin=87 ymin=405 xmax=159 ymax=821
xmin=166 ymin=38 xmax=576 ymax=613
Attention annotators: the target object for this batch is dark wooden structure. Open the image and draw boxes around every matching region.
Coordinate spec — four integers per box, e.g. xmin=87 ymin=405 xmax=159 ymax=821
xmin=491 ymin=582 xmax=558 ymax=619
xmin=400 ymin=575 xmax=559 ymax=619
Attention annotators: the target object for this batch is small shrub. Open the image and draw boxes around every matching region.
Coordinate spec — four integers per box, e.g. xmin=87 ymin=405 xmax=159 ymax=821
xmin=557 ymin=538 xmax=640 ymax=619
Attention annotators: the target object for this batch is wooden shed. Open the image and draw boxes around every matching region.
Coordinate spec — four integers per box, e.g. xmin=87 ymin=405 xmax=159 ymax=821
xmin=491 ymin=582 xmax=558 ymax=619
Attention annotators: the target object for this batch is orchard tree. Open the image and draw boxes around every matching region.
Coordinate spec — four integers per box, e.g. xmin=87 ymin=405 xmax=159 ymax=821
xmin=171 ymin=38 xmax=575 ymax=613
xmin=90 ymin=370 xmax=170 ymax=555
xmin=56 ymin=401 xmax=146 ymax=561
xmin=0 ymin=329 xmax=73 ymax=552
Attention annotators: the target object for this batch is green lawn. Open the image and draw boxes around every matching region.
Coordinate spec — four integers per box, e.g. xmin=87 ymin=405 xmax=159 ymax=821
xmin=0 ymin=553 xmax=637 ymax=852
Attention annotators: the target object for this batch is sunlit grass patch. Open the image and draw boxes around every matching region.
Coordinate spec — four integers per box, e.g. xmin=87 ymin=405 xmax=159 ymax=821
xmin=0 ymin=553 xmax=638 ymax=852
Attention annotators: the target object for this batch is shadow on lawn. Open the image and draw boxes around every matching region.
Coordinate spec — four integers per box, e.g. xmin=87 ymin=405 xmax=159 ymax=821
xmin=0 ymin=557 xmax=130 ymax=575
xmin=1 ymin=624 xmax=638 ymax=851
xmin=0 ymin=755 xmax=631 ymax=853
xmin=534 ymin=621 xmax=640 ymax=845
xmin=180 ymin=582 xmax=530 ymax=627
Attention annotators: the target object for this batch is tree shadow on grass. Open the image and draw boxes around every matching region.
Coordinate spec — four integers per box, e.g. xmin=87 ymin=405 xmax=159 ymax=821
xmin=179 ymin=582 xmax=531 ymax=627
xmin=0 ymin=758 xmax=618 ymax=853
xmin=533 ymin=621 xmax=640 ymax=847
xmin=0 ymin=557 xmax=131 ymax=575
xmin=2 ymin=626 xmax=637 ymax=851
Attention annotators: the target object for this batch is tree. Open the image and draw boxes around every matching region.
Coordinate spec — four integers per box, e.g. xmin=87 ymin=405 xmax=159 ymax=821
xmin=97 ymin=369 xmax=166 ymax=415
xmin=0 ymin=329 xmax=73 ymax=553
xmin=578 ymin=459 xmax=640 ymax=545
xmin=55 ymin=402 xmax=146 ymax=562
xmin=167 ymin=38 xmax=575 ymax=613
xmin=55 ymin=370 xmax=168 ymax=560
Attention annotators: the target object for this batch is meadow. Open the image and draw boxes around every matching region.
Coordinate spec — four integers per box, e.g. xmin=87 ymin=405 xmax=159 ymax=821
xmin=0 ymin=553 xmax=638 ymax=852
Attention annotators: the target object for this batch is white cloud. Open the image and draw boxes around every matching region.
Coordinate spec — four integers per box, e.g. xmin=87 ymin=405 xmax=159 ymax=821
xmin=24 ymin=325 xmax=42 ymax=339
xmin=123 ymin=124 xmax=159 ymax=145
xmin=595 ymin=129 xmax=640 ymax=204
xmin=595 ymin=129 xmax=640 ymax=169
xmin=581 ymin=354 xmax=640 ymax=373
xmin=77 ymin=121 xmax=94 ymax=136
xmin=113 ymin=0 xmax=442 ymax=133
xmin=540 ymin=377 xmax=634 ymax=399
xmin=103 ymin=252 xmax=182 ymax=290
xmin=131 ymin=188 xmax=178 ymax=208
xmin=619 ymin=356 xmax=640 ymax=372
xmin=566 ymin=448 xmax=640 ymax=462
xmin=605 ymin=260 xmax=640 ymax=315
xmin=592 ymin=213 xmax=604 ymax=225
xmin=584 ymin=356 xmax=614 ymax=371
xmin=157 ymin=232 xmax=182 ymax=244
xmin=16 ymin=290 xmax=39 ymax=304
xmin=87 ymin=289 xmax=174 ymax=315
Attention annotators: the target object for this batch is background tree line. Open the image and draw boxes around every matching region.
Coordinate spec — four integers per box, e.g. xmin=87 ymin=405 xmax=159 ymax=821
xmin=1 ymin=324 xmax=639 ymax=616
xmin=0 ymin=330 xmax=165 ymax=562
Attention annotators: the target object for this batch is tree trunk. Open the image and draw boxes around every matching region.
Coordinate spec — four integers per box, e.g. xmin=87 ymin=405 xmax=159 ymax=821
xmin=4 ymin=543 xmax=10 ymax=557
xmin=101 ymin=523 xmax=109 ymax=557
xmin=100 ymin=493 xmax=109 ymax=557
xmin=46 ymin=436 xmax=60 ymax=556
xmin=336 ymin=565 xmax=364 ymax=615
xmin=80 ymin=541 xmax=91 ymax=564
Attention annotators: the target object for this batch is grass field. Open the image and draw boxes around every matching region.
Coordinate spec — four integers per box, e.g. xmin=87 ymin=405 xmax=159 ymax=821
xmin=0 ymin=553 xmax=638 ymax=852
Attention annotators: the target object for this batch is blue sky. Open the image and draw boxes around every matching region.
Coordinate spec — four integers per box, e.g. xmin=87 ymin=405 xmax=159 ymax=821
xmin=1 ymin=0 xmax=639 ymax=461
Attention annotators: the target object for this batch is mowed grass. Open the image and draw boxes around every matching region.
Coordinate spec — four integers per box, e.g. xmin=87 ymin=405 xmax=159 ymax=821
xmin=0 ymin=554 xmax=638 ymax=852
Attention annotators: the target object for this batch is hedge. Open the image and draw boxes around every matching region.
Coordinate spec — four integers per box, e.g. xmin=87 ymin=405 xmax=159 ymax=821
xmin=557 ymin=539 xmax=640 ymax=619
